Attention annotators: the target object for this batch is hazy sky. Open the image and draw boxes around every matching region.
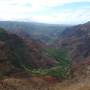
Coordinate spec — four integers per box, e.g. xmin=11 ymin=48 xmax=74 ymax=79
xmin=0 ymin=0 xmax=90 ymax=24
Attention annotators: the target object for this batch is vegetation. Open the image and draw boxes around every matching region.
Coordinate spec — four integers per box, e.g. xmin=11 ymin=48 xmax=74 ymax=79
xmin=45 ymin=48 xmax=72 ymax=78
xmin=22 ymin=48 xmax=72 ymax=79
xmin=0 ymin=28 xmax=7 ymax=41
xmin=0 ymin=28 xmax=33 ymax=76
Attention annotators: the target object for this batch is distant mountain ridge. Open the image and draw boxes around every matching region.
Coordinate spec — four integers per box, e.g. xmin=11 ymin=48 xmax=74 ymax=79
xmin=0 ymin=21 xmax=68 ymax=45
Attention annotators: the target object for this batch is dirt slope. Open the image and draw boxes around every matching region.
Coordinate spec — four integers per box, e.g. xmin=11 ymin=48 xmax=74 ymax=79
xmin=0 ymin=76 xmax=89 ymax=90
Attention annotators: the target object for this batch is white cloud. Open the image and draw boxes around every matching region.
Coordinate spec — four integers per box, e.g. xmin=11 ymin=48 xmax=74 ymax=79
xmin=7 ymin=0 xmax=90 ymax=7
xmin=29 ymin=7 xmax=90 ymax=24
xmin=0 ymin=0 xmax=90 ymax=24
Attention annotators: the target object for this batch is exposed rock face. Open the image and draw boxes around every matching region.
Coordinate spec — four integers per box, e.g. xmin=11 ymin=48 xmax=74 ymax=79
xmin=0 ymin=28 xmax=57 ymax=76
xmin=57 ymin=22 xmax=90 ymax=64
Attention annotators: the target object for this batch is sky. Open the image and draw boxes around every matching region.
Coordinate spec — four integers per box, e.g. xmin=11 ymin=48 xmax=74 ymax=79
xmin=0 ymin=0 xmax=90 ymax=24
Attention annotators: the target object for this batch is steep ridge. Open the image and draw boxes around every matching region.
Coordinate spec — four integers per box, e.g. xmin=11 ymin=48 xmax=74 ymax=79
xmin=58 ymin=22 xmax=90 ymax=65
xmin=0 ymin=28 xmax=57 ymax=77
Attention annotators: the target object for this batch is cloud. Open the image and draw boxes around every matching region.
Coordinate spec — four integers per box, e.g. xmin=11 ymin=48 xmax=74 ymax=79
xmin=0 ymin=0 xmax=90 ymax=24
xmin=9 ymin=0 xmax=90 ymax=7
xmin=29 ymin=8 xmax=90 ymax=24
